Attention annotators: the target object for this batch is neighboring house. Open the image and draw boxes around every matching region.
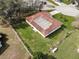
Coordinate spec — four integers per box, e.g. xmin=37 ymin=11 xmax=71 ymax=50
xmin=26 ymin=12 xmax=62 ymax=37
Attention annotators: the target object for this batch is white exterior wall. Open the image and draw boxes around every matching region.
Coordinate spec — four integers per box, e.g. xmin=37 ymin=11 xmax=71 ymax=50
xmin=26 ymin=20 xmax=45 ymax=37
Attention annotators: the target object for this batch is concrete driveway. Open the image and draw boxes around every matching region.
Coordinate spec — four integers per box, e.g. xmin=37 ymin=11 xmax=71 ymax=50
xmin=55 ymin=4 xmax=79 ymax=17
xmin=0 ymin=26 xmax=30 ymax=59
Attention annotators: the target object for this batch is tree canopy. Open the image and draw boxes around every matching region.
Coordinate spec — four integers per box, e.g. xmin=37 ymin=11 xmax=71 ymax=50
xmin=0 ymin=0 xmax=43 ymax=24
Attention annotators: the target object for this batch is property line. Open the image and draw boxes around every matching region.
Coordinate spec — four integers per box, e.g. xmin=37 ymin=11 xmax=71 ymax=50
xmin=10 ymin=26 xmax=33 ymax=58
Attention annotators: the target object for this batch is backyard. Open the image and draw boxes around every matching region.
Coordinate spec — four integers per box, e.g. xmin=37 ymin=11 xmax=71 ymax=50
xmin=14 ymin=13 xmax=79 ymax=59
xmin=53 ymin=29 xmax=79 ymax=59
xmin=15 ymin=22 xmax=65 ymax=54
xmin=52 ymin=13 xmax=79 ymax=59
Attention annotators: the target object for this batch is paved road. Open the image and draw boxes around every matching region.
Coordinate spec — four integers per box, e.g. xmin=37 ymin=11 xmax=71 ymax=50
xmin=0 ymin=26 xmax=30 ymax=59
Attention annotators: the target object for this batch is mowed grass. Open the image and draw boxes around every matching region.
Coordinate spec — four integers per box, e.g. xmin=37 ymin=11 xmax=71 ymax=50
xmin=53 ymin=13 xmax=79 ymax=59
xmin=53 ymin=30 xmax=79 ymax=59
xmin=15 ymin=13 xmax=77 ymax=59
xmin=53 ymin=13 xmax=75 ymax=30
xmin=15 ymin=22 xmax=65 ymax=54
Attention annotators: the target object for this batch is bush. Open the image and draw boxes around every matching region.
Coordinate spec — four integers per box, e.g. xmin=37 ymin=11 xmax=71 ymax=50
xmin=33 ymin=52 xmax=56 ymax=59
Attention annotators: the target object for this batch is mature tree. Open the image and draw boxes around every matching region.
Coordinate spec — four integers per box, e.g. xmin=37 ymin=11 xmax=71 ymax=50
xmin=0 ymin=0 xmax=44 ymax=25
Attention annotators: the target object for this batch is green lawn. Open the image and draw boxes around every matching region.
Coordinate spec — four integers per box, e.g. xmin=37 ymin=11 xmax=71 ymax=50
xmin=53 ymin=30 xmax=79 ymax=59
xmin=61 ymin=0 xmax=73 ymax=4
xmin=15 ymin=22 xmax=65 ymax=54
xmin=14 ymin=13 xmax=77 ymax=59
xmin=53 ymin=13 xmax=79 ymax=59
xmin=53 ymin=13 xmax=75 ymax=30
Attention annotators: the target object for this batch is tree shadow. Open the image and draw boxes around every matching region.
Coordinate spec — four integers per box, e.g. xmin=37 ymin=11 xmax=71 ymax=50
xmin=0 ymin=33 xmax=8 ymax=43
xmin=0 ymin=43 xmax=9 ymax=55
xmin=24 ymin=42 xmax=33 ymax=55
xmin=0 ymin=33 xmax=9 ymax=55
xmin=33 ymin=52 xmax=56 ymax=59
xmin=13 ymin=21 xmax=29 ymax=29
xmin=48 ymin=55 xmax=56 ymax=59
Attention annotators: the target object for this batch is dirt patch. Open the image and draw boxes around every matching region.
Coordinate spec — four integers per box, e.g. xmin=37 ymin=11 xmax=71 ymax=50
xmin=0 ymin=26 xmax=30 ymax=59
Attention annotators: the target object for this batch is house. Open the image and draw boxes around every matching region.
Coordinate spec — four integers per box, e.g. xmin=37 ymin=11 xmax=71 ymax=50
xmin=26 ymin=12 xmax=62 ymax=37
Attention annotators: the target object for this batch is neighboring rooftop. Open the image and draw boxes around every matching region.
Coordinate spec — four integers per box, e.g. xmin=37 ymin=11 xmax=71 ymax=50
xmin=26 ymin=12 xmax=62 ymax=37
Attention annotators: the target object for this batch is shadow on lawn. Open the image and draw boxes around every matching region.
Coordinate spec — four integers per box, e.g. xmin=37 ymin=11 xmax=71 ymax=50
xmin=0 ymin=33 xmax=9 ymax=55
xmin=33 ymin=52 xmax=56 ymax=59
xmin=24 ymin=42 xmax=33 ymax=54
xmin=48 ymin=26 xmax=66 ymax=39
xmin=13 ymin=22 xmax=29 ymax=29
